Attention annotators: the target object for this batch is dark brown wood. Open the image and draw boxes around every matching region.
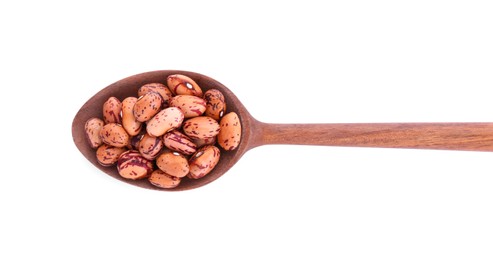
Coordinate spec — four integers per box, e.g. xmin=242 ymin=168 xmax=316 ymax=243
xmin=252 ymin=122 xmax=493 ymax=152
xmin=72 ymin=70 xmax=493 ymax=192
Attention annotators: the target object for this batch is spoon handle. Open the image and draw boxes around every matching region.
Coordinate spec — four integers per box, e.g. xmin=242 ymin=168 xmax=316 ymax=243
xmin=255 ymin=122 xmax=493 ymax=152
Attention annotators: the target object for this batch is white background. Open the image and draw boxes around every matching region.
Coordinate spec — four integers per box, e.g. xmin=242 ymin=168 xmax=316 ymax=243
xmin=1 ymin=0 xmax=493 ymax=259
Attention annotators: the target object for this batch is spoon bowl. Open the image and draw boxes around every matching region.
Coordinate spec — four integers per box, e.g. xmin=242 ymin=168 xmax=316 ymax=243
xmin=73 ymin=70 xmax=493 ymax=191
xmin=72 ymin=70 xmax=255 ymax=191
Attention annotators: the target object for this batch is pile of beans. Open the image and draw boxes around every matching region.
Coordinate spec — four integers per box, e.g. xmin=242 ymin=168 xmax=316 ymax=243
xmin=84 ymin=74 xmax=241 ymax=188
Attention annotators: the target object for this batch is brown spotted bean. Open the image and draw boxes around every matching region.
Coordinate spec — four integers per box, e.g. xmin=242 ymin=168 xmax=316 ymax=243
xmin=85 ymin=117 xmax=104 ymax=149
xmin=138 ymin=133 xmax=164 ymax=160
xmin=218 ymin=112 xmax=241 ymax=151
xmin=167 ymin=74 xmax=203 ymax=97
xmin=117 ymin=150 xmax=154 ymax=180
xmin=188 ymin=145 xmax=221 ymax=179
xmin=138 ymin=83 xmax=173 ymax=107
xmin=182 ymin=116 xmax=220 ymax=139
xmin=156 ymin=151 xmax=189 ymax=178
xmin=96 ymin=144 xmax=127 ymax=166
xmin=99 ymin=123 xmax=130 ymax=148
xmin=169 ymin=95 xmax=206 ymax=118
xmin=162 ymin=130 xmax=197 ymax=155
xmin=103 ymin=97 xmax=122 ymax=124
xmin=121 ymin=97 xmax=142 ymax=136
xmin=204 ymin=89 xmax=226 ymax=121
xmin=146 ymin=107 xmax=184 ymax=137
xmin=133 ymin=91 xmax=163 ymax=122
xmin=149 ymin=169 xmax=181 ymax=189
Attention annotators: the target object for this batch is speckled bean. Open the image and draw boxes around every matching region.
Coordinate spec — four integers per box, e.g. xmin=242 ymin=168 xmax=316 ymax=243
xmin=138 ymin=83 xmax=173 ymax=107
xmin=133 ymin=92 xmax=163 ymax=122
xmin=149 ymin=169 xmax=181 ymax=189
xmin=100 ymin=123 xmax=130 ymax=148
xmin=146 ymin=107 xmax=184 ymax=137
xmin=169 ymin=95 xmax=206 ymax=118
xmin=182 ymin=116 xmax=220 ymax=139
xmin=138 ymin=133 xmax=164 ymax=160
xmin=167 ymin=74 xmax=203 ymax=97
xmin=121 ymin=97 xmax=142 ymax=136
xmin=117 ymin=150 xmax=154 ymax=180
xmin=85 ymin=117 xmax=104 ymax=149
xmin=156 ymin=151 xmax=189 ymax=178
xmin=204 ymin=89 xmax=226 ymax=121
xmin=163 ymin=130 xmax=197 ymax=155
xmin=188 ymin=145 xmax=220 ymax=179
xmin=96 ymin=144 xmax=127 ymax=166
xmin=102 ymin=97 xmax=122 ymax=124
xmin=218 ymin=112 xmax=241 ymax=151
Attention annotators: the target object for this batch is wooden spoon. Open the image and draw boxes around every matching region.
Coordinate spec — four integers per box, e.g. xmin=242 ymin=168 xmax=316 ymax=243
xmin=72 ymin=70 xmax=493 ymax=191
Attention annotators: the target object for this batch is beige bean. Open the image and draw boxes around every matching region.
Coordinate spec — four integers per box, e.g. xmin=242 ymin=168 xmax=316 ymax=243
xmin=169 ymin=95 xmax=206 ymax=118
xmin=188 ymin=145 xmax=220 ymax=179
xmin=182 ymin=116 xmax=220 ymax=139
xmin=117 ymin=150 xmax=154 ymax=180
xmin=148 ymin=169 xmax=181 ymax=189
xmin=166 ymin=74 xmax=203 ymax=97
xmin=96 ymin=144 xmax=127 ymax=166
xmin=138 ymin=83 xmax=173 ymax=107
xmin=146 ymin=107 xmax=184 ymax=137
xmin=100 ymin=123 xmax=130 ymax=148
xmin=156 ymin=151 xmax=189 ymax=178
xmin=204 ymin=89 xmax=227 ymax=121
xmin=133 ymin=92 xmax=162 ymax=122
xmin=218 ymin=112 xmax=241 ymax=151
xmin=163 ymin=130 xmax=197 ymax=155
xmin=102 ymin=97 xmax=122 ymax=124
xmin=138 ymin=133 xmax=164 ymax=160
xmin=121 ymin=97 xmax=142 ymax=136
xmin=85 ymin=117 xmax=104 ymax=149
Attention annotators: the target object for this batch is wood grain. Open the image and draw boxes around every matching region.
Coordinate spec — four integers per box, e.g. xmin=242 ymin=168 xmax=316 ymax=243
xmin=253 ymin=122 xmax=493 ymax=152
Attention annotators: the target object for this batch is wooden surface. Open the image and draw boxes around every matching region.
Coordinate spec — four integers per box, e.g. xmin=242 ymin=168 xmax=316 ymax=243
xmin=252 ymin=122 xmax=493 ymax=152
